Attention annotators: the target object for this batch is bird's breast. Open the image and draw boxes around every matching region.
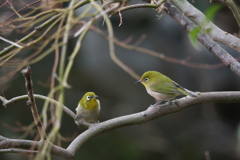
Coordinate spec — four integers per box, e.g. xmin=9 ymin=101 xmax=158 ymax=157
xmin=146 ymin=87 xmax=175 ymax=101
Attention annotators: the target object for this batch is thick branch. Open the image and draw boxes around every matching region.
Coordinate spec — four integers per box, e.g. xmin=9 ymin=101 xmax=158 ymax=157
xmin=171 ymin=0 xmax=240 ymax=52
xmin=67 ymin=91 xmax=240 ymax=155
xmin=21 ymin=66 xmax=47 ymax=140
xmin=164 ymin=1 xmax=240 ymax=77
xmin=0 ymin=135 xmax=73 ymax=159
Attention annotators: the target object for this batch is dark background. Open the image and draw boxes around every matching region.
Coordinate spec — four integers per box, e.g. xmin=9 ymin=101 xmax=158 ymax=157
xmin=1 ymin=0 xmax=240 ymax=159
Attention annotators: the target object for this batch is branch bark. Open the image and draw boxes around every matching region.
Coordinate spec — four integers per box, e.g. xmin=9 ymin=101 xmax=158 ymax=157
xmin=21 ymin=66 xmax=47 ymax=140
xmin=164 ymin=1 xmax=240 ymax=77
xmin=67 ymin=91 xmax=240 ymax=155
xmin=171 ymin=0 xmax=240 ymax=52
xmin=0 ymin=135 xmax=73 ymax=159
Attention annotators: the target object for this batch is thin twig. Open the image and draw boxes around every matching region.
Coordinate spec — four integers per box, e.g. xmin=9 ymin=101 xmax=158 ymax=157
xmin=21 ymin=66 xmax=47 ymax=140
xmin=0 ymin=94 xmax=91 ymax=128
xmin=0 ymin=148 xmax=38 ymax=154
xmin=204 ymin=150 xmax=211 ymax=160
xmin=0 ymin=36 xmax=22 ymax=48
xmin=90 ymin=25 xmax=231 ymax=69
xmin=0 ymin=13 xmax=61 ymax=57
xmin=3 ymin=0 xmax=41 ymax=23
xmin=211 ymin=0 xmax=240 ymax=28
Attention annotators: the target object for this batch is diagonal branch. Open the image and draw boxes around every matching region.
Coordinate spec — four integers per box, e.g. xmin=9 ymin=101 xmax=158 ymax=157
xmin=164 ymin=1 xmax=240 ymax=77
xmin=171 ymin=0 xmax=240 ymax=52
xmin=21 ymin=66 xmax=47 ymax=140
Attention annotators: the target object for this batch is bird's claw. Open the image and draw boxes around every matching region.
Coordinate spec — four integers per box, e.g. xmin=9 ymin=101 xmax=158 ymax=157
xmin=167 ymin=100 xmax=175 ymax=104
xmin=154 ymin=100 xmax=163 ymax=106
xmin=75 ymin=115 xmax=81 ymax=120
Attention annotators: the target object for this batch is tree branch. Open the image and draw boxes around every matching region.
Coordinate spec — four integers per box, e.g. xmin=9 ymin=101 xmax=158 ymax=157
xmin=0 ymin=94 xmax=91 ymax=127
xmin=0 ymin=135 xmax=73 ymax=159
xmin=67 ymin=91 xmax=240 ymax=155
xmin=1 ymin=91 xmax=240 ymax=158
xmin=171 ymin=0 xmax=240 ymax=53
xmin=90 ymin=24 xmax=231 ymax=69
xmin=21 ymin=66 xmax=47 ymax=140
xmin=164 ymin=1 xmax=240 ymax=77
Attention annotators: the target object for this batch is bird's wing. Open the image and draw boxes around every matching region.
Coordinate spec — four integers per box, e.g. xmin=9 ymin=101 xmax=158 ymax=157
xmin=150 ymin=81 xmax=180 ymax=95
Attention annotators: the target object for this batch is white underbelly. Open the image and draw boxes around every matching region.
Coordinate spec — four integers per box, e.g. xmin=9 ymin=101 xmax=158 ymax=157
xmin=76 ymin=105 xmax=100 ymax=123
xmin=146 ymin=88 xmax=175 ymax=101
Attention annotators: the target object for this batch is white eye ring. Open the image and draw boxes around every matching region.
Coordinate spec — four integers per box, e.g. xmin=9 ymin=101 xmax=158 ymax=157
xmin=86 ymin=96 xmax=91 ymax=100
xmin=145 ymin=78 xmax=149 ymax=82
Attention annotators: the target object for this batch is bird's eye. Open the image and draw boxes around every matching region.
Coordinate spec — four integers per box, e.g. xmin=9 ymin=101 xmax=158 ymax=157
xmin=145 ymin=78 xmax=149 ymax=82
xmin=86 ymin=96 xmax=91 ymax=100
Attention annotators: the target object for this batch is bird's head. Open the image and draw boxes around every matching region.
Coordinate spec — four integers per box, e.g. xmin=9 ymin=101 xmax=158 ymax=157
xmin=79 ymin=92 xmax=99 ymax=110
xmin=135 ymin=71 xmax=160 ymax=88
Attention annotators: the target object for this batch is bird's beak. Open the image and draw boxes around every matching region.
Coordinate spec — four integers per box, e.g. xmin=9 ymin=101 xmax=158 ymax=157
xmin=92 ymin=95 xmax=98 ymax=99
xmin=135 ymin=80 xmax=142 ymax=84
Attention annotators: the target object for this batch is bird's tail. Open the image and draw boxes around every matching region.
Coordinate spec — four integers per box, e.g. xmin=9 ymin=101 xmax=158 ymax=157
xmin=182 ymin=88 xmax=196 ymax=97
xmin=174 ymin=81 xmax=196 ymax=97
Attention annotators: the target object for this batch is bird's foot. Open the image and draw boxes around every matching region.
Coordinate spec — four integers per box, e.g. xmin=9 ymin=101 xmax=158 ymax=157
xmin=75 ymin=115 xmax=80 ymax=120
xmin=147 ymin=104 xmax=155 ymax=110
xmin=155 ymin=100 xmax=163 ymax=105
xmin=150 ymin=100 xmax=163 ymax=107
xmin=166 ymin=99 xmax=175 ymax=104
xmin=166 ymin=99 xmax=180 ymax=106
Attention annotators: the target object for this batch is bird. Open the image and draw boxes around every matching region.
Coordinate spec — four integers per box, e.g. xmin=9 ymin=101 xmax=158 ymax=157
xmin=136 ymin=71 xmax=196 ymax=103
xmin=75 ymin=92 xmax=101 ymax=123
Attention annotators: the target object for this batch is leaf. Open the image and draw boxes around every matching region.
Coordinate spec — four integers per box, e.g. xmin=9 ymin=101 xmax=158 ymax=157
xmin=188 ymin=4 xmax=222 ymax=49
xmin=205 ymin=4 xmax=222 ymax=21
xmin=188 ymin=27 xmax=201 ymax=50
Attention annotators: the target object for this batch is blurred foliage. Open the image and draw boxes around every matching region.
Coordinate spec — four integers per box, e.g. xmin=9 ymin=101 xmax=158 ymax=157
xmin=188 ymin=4 xmax=222 ymax=49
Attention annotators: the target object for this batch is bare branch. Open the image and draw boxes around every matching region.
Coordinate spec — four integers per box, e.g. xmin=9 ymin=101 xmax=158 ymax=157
xmin=0 ymin=36 xmax=23 ymax=48
xmin=164 ymin=1 xmax=240 ymax=77
xmin=0 ymin=135 xmax=73 ymax=159
xmin=171 ymin=0 xmax=240 ymax=52
xmin=0 ymin=94 xmax=91 ymax=127
xmin=21 ymin=66 xmax=47 ymax=140
xmin=0 ymin=148 xmax=37 ymax=154
xmin=91 ymin=24 xmax=232 ymax=69
xmin=3 ymin=1 xmax=41 ymax=23
xmin=67 ymin=91 xmax=240 ymax=155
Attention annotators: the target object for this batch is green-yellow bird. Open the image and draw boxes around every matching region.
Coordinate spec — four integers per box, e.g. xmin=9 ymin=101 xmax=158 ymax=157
xmin=75 ymin=92 xmax=100 ymax=123
xmin=136 ymin=71 xmax=196 ymax=102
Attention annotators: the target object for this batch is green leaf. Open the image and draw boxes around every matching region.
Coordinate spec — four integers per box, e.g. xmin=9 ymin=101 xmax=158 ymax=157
xmin=188 ymin=4 xmax=222 ymax=50
xmin=188 ymin=27 xmax=201 ymax=50
xmin=205 ymin=4 xmax=222 ymax=21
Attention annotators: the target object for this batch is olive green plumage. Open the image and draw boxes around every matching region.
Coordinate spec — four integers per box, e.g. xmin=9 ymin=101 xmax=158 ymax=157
xmin=136 ymin=71 xmax=196 ymax=101
xmin=75 ymin=92 xmax=100 ymax=123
